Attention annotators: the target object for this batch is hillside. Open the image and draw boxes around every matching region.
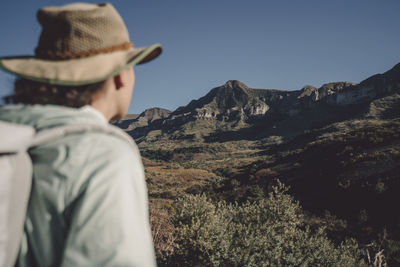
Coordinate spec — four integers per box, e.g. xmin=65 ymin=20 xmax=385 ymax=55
xmin=114 ymin=62 xmax=400 ymax=264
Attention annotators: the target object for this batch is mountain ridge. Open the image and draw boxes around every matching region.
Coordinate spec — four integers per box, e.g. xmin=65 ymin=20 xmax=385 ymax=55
xmin=114 ymin=62 xmax=400 ymax=141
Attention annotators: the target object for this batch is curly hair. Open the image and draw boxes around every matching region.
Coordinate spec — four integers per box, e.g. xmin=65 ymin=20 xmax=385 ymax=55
xmin=4 ymin=78 xmax=106 ymax=107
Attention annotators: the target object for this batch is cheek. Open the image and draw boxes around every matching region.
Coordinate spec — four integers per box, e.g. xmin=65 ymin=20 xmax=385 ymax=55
xmin=131 ymin=69 xmax=135 ymax=88
xmin=128 ymin=71 xmax=134 ymax=99
xmin=127 ymin=87 xmax=133 ymax=105
xmin=122 ymin=67 xmax=135 ymax=112
xmin=128 ymin=69 xmax=135 ymax=101
xmin=125 ymin=83 xmax=134 ymax=109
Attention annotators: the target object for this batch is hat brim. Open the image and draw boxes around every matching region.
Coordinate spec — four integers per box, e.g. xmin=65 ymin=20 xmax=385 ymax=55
xmin=0 ymin=43 xmax=162 ymax=86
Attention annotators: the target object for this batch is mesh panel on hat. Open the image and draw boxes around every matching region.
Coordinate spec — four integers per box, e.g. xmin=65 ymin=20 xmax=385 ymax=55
xmin=35 ymin=3 xmax=130 ymax=58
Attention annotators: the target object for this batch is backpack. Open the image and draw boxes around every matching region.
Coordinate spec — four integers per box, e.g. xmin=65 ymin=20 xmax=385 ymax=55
xmin=0 ymin=121 xmax=135 ymax=267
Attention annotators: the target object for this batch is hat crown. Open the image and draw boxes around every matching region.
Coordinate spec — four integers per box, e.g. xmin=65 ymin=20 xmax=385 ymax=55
xmin=0 ymin=2 xmax=162 ymax=86
xmin=35 ymin=3 xmax=132 ymax=60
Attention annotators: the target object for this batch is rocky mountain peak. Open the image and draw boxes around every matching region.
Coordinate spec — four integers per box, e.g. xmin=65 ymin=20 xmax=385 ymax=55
xmin=299 ymin=85 xmax=318 ymax=97
xmin=223 ymin=80 xmax=249 ymax=90
xmin=206 ymin=80 xmax=253 ymax=107
xmin=139 ymin=107 xmax=171 ymax=121
xmin=301 ymin=85 xmax=318 ymax=91
xmin=203 ymin=82 xmax=258 ymax=114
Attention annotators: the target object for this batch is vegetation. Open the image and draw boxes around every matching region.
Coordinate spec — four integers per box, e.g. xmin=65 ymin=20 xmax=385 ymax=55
xmin=156 ymin=182 xmax=365 ymax=266
xmin=131 ymin=80 xmax=400 ymax=265
xmin=141 ymin=119 xmax=400 ymax=265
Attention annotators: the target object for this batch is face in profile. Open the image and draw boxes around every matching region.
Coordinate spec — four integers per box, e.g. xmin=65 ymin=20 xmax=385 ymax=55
xmin=116 ymin=66 xmax=135 ymax=119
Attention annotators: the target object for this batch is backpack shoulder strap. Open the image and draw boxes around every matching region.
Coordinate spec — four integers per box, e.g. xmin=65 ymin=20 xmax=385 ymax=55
xmin=0 ymin=121 xmax=35 ymax=267
xmin=0 ymin=121 xmax=35 ymax=153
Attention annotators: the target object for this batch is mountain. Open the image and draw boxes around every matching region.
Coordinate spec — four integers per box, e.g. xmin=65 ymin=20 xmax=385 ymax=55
xmin=115 ymin=63 xmax=400 ymax=263
xmin=119 ymin=63 xmax=400 ymax=142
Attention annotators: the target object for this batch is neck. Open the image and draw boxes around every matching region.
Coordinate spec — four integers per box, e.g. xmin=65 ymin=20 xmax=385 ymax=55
xmin=90 ymin=99 xmax=117 ymax=121
xmin=89 ymin=78 xmax=119 ymax=121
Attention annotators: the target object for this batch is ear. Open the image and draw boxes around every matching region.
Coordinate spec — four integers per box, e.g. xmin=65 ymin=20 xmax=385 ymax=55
xmin=113 ymin=73 xmax=125 ymax=90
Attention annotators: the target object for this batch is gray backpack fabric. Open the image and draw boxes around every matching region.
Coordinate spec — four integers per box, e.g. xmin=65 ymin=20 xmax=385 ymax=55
xmin=0 ymin=121 xmax=134 ymax=267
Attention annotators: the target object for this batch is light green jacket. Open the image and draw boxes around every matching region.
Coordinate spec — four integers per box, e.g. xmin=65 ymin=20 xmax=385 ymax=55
xmin=0 ymin=105 xmax=156 ymax=267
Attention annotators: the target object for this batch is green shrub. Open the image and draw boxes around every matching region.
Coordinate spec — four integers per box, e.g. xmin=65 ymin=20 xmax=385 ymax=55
xmin=247 ymin=185 xmax=265 ymax=202
xmin=164 ymin=182 xmax=365 ymax=266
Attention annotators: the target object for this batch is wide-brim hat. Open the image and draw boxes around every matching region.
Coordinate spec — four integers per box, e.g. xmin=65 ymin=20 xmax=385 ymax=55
xmin=0 ymin=2 xmax=162 ymax=86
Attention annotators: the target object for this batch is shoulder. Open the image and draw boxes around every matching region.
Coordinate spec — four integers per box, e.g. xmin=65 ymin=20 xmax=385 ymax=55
xmin=45 ymin=125 xmax=139 ymax=160
xmin=61 ymin=129 xmax=145 ymax=204
xmin=71 ymin=128 xmax=141 ymax=169
xmin=31 ymin=126 xmax=143 ymax=196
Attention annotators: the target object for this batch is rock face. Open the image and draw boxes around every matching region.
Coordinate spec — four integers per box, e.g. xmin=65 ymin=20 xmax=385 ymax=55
xmin=113 ymin=107 xmax=171 ymax=131
xmin=117 ymin=63 xmax=400 ymax=140
xmin=172 ymin=80 xmax=271 ymax=122
xmin=325 ymin=63 xmax=400 ymax=105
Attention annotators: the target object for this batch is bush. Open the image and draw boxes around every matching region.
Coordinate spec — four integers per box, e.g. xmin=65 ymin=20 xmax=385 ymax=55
xmin=164 ymin=182 xmax=365 ymax=266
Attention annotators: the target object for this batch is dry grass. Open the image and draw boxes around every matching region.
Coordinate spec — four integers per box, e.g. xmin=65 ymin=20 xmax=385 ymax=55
xmin=149 ymin=200 xmax=177 ymax=261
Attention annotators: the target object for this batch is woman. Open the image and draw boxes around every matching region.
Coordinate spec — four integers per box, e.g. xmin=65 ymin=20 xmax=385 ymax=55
xmin=0 ymin=3 xmax=161 ymax=266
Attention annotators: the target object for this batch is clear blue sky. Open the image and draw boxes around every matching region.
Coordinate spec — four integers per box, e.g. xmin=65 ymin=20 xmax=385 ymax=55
xmin=0 ymin=0 xmax=399 ymax=114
